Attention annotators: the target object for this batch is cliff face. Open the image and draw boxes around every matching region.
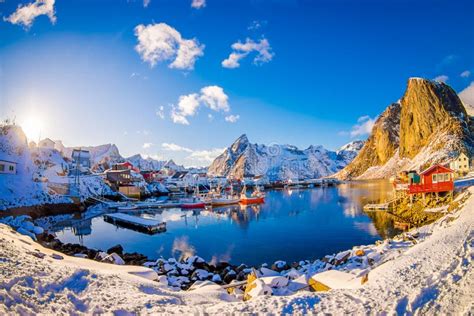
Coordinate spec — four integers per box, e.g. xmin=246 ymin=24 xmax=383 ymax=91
xmin=399 ymin=78 xmax=470 ymax=159
xmin=337 ymin=103 xmax=401 ymax=179
xmin=337 ymin=78 xmax=474 ymax=180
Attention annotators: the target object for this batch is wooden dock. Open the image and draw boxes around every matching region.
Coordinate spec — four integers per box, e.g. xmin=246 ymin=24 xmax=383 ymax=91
xmin=363 ymin=203 xmax=390 ymax=211
xmin=104 ymin=213 xmax=166 ymax=234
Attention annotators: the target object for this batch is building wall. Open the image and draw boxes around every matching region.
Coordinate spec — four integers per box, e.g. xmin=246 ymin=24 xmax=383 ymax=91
xmin=0 ymin=161 xmax=16 ymax=174
xmin=449 ymin=153 xmax=470 ymax=175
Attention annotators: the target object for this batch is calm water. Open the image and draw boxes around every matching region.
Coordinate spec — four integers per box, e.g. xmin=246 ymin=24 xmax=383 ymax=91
xmin=53 ymin=181 xmax=403 ymax=266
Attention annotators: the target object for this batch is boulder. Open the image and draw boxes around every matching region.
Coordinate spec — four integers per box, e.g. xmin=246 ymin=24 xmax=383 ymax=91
xmin=101 ymin=252 xmax=125 ymax=265
xmin=223 ymin=270 xmax=237 ymax=284
xmin=107 ymin=244 xmax=124 ymax=255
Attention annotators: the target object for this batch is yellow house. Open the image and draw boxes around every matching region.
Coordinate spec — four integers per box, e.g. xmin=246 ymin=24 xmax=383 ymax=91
xmin=449 ymin=153 xmax=470 ymax=176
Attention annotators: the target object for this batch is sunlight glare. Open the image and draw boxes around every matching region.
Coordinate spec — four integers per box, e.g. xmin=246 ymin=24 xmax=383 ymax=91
xmin=21 ymin=116 xmax=43 ymax=142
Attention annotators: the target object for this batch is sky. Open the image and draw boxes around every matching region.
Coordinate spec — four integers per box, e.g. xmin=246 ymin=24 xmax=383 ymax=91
xmin=0 ymin=0 xmax=473 ymax=167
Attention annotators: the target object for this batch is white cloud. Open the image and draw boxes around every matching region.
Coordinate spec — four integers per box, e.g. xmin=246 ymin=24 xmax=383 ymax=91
xmin=248 ymin=20 xmax=267 ymax=31
xmin=200 ymin=86 xmax=230 ymax=112
xmin=222 ymin=38 xmax=274 ymax=69
xmin=162 ymin=142 xmax=193 ymax=153
xmin=191 ymin=0 xmax=206 ymax=9
xmin=433 ymin=75 xmax=449 ymax=83
xmin=459 ymin=82 xmax=474 ymax=115
xmin=188 ymin=148 xmax=225 ymax=163
xmin=4 ymin=0 xmax=56 ymax=28
xmin=225 ymin=114 xmax=240 ymax=123
xmin=156 ymin=106 xmax=165 ymax=119
xmin=170 ymin=85 xmax=230 ymax=125
xmin=461 ymin=70 xmax=471 ymax=78
xmin=134 ymin=23 xmax=204 ymax=70
xmin=350 ymin=115 xmax=376 ymax=137
xmin=143 ymin=142 xmax=153 ymax=149
xmin=143 ymin=0 xmax=151 ymax=8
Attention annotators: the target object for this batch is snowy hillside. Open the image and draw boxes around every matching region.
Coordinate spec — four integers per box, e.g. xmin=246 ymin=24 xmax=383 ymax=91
xmin=208 ymin=134 xmax=364 ymax=180
xmin=0 ymin=125 xmax=72 ymax=209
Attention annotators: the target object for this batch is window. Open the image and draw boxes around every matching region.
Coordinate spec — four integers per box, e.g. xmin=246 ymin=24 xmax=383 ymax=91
xmin=444 ymin=174 xmax=450 ymax=182
xmin=432 ymin=174 xmax=437 ymax=183
xmin=0 ymin=164 xmax=4 ymax=172
xmin=9 ymin=165 xmax=14 ymax=172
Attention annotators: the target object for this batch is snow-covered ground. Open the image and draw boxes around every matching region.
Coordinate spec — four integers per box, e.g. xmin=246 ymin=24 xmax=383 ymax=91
xmin=1 ymin=188 xmax=473 ymax=314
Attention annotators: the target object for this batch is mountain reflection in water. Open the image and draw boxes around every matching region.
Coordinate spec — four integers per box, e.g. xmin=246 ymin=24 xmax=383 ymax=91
xmin=52 ymin=180 xmax=404 ymax=266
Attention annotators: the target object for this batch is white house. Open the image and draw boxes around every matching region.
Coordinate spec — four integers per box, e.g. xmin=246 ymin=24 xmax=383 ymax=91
xmin=38 ymin=138 xmax=55 ymax=149
xmin=0 ymin=160 xmax=17 ymax=175
xmin=449 ymin=152 xmax=470 ymax=175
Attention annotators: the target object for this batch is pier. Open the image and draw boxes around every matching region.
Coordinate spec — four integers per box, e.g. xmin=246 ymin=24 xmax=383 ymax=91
xmin=103 ymin=213 xmax=166 ymax=234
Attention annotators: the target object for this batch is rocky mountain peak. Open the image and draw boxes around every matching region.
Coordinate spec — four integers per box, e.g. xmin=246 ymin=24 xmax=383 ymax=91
xmin=230 ymin=134 xmax=250 ymax=153
xmin=399 ymin=78 xmax=470 ymax=159
xmin=337 ymin=77 xmax=474 ymax=180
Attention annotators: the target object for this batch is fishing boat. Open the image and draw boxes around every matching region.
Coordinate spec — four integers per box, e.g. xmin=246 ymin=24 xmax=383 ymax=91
xmin=239 ymin=185 xmax=265 ymax=205
xmin=117 ymin=203 xmax=138 ymax=211
xmin=181 ymin=201 xmax=206 ymax=209
xmin=211 ymin=197 xmax=240 ymax=206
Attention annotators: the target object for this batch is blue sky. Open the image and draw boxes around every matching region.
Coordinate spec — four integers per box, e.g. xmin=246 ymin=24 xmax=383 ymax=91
xmin=0 ymin=0 xmax=473 ymax=166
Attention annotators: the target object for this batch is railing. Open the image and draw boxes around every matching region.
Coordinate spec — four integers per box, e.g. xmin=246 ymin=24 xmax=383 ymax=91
xmin=408 ymin=182 xmax=454 ymax=194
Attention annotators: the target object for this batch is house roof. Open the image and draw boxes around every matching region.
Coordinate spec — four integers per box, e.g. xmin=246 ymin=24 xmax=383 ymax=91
xmin=0 ymin=159 xmax=17 ymax=165
xmin=420 ymin=164 xmax=454 ymax=176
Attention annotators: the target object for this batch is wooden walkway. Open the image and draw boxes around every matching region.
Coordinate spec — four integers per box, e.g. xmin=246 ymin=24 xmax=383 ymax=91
xmin=104 ymin=213 xmax=166 ymax=234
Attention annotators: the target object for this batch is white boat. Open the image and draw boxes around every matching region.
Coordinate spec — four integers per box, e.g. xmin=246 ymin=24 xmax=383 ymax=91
xmin=117 ymin=204 xmax=138 ymax=211
xmin=211 ymin=197 xmax=240 ymax=206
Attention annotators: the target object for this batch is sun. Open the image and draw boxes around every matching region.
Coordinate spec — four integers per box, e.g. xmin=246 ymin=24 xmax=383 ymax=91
xmin=21 ymin=116 xmax=43 ymax=142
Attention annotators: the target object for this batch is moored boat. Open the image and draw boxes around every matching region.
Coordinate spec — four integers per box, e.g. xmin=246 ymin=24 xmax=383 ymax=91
xmin=181 ymin=201 xmax=206 ymax=209
xmin=239 ymin=196 xmax=265 ymax=205
xmin=239 ymin=185 xmax=265 ymax=205
xmin=211 ymin=197 xmax=240 ymax=206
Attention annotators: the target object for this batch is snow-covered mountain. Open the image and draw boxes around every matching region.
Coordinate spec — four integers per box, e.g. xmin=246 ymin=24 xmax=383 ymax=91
xmin=207 ymin=134 xmax=363 ymax=180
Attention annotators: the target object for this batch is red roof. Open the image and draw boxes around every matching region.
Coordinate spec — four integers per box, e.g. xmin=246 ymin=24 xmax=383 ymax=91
xmin=420 ymin=164 xmax=453 ymax=176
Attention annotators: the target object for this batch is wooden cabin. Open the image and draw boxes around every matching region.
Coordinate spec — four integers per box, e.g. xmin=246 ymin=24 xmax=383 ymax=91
xmin=408 ymin=164 xmax=454 ymax=194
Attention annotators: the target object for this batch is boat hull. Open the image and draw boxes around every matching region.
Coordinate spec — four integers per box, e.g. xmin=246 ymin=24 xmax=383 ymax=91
xmin=211 ymin=199 xmax=240 ymax=206
xmin=181 ymin=202 xmax=206 ymax=209
xmin=239 ymin=197 xmax=265 ymax=205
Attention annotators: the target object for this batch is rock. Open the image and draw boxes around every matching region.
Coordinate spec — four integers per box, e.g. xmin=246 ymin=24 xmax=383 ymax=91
xmin=260 ymin=276 xmax=289 ymax=288
xmin=244 ymin=278 xmax=272 ymax=300
xmin=186 ymin=255 xmax=205 ymax=265
xmin=334 ymin=250 xmax=351 ymax=265
xmin=163 ymin=263 xmax=175 ymax=273
xmin=17 ymin=228 xmax=36 ymax=240
xmin=107 ymin=244 xmax=123 ymax=255
xmin=216 ymin=261 xmax=230 ymax=271
xmin=32 ymin=226 xmax=44 ymax=235
xmin=51 ymin=253 xmax=64 ymax=260
xmin=101 ymin=252 xmax=125 ymax=265
xmin=191 ymin=269 xmax=210 ymax=281
xmin=94 ymin=251 xmax=108 ymax=261
xmin=223 ymin=270 xmax=237 ymax=284
xmin=236 ymin=263 xmax=247 ymax=272
xmin=272 ymin=260 xmax=289 ymax=272
xmin=258 ymin=267 xmax=280 ymax=277
xmin=211 ymin=274 xmax=222 ymax=283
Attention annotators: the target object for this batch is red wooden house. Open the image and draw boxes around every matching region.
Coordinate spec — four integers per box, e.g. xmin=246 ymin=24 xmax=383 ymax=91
xmin=408 ymin=164 xmax=454 ymax=194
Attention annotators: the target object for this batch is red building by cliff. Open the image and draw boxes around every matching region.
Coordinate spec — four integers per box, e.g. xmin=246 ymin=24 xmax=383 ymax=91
xmin=408 ymin=165 xmax=454 ymax=195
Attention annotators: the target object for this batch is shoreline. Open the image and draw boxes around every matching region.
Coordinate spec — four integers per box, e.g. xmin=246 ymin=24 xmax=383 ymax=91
xmin=0 ymin=187 xmax=472 ymax=313
xmin=4 ymin=187 xmax=469 ymax=290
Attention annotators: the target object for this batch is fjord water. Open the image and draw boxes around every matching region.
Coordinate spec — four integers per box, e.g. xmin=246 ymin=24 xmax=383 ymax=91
xmin=55 ymin=181 xmax=402 ymax=266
